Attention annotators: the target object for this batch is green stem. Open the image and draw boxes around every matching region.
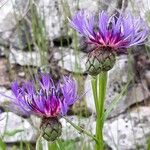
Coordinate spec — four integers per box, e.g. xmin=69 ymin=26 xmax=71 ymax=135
xmin=98 ymin=72 xmax=107 ymax=150
xmin=91 ymin=77 xmax=99 ymax=113
xmin=36 ymin=133 xmax=43 ymax=150
xmin=63 ymin=116 xmax=98 ymax=143
xmin=91 ymin=72 xmax=108 ymax=150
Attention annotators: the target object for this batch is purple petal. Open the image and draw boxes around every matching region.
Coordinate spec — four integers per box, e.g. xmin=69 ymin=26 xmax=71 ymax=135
xmin=60 ymin=76 xmax=78 ymax=106
xmin=69 ymin=10 xmax=85 ymax=34
xmin=70 ymin=10 xmax=149 ymax=52
xmin=99 ymin=11 xmax=109 ymax=36
xmin=60 ymin=100 xmax=68 ymax=116
xmin=70 ymin=10 xmax=95 ymax=38
xmin=11 ymin=81 xmax=19 ymax=97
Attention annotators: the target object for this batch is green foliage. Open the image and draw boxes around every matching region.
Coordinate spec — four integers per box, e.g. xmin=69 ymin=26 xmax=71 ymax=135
xmin=48 ymin=140 xmax=77 ymax=150
xmin=147 ymin=136 xmax=150 ymax=150
xmin=0 ymin=139 xmax=6 ymax=150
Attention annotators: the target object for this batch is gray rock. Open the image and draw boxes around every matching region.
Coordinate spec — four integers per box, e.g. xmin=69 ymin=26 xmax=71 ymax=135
xmin=127 ymin=0 xmax=149 ymax=19
xmin=0 ymin=58 xmax=10 ymax=86
xmin=105 ymin=55 xmax=149 ymax=118
xmin=0 ymin=87 xmax=11 ymax=104
xmin=60 ymin=116 xmax=95 ymax=141
xmin=9 ymin=48 xmax=41 ymax=67
xmin=37 ymin=0 xmax=103 ymax=40
xmin=38 ymin=0 xmax=65 ymax=40
xmin=104 ymin=106 xmax=150 ymax=150
xmin=0 ymin=0 xmax=28 ymax=32
xmin=54 ymin=47 xmax=86 ymax=73
xmin=9 ymin=19 xmax=32 ymax=50
xmin=0 ymin=112 xmax=37 ymax=143
xmin=0 ymin=0 xmax=29 ymax=41
xmin=0 ymin=46 xmax=7 ymax=56
xmin=144 ymin=70 xmax=150 ymax=87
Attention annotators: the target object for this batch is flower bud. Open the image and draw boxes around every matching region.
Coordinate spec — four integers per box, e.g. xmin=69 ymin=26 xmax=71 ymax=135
xmin=86 ymin=49 xmax=116 ymax=76
xmin=40 ymin=117 xmax=62 ymax=141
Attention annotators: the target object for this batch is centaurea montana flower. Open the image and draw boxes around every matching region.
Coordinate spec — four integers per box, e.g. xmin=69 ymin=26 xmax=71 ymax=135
xmin=10 ymin=73 xmax=78 ymax=141
xmin=70 ymin=11 xmax=149 ymax=75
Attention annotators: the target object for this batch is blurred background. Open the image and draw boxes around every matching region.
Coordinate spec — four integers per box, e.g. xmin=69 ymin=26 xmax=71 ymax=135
xmin=0 ymin=0 xmax=150 ymax=149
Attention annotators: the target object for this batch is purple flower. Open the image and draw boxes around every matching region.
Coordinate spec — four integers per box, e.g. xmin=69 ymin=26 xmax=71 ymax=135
xmin=70 ymin=10 xmax=149 ymax=53
xmin=10 ymin=73 xmax=78 ymax=118
xmin=69 ymin=11 xmax=149 ymax=75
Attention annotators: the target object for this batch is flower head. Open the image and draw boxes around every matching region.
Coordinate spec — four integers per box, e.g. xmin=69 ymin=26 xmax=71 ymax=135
xmin=70 ymin=10 xmax=149 ymax=52
xmin=9 ymin=73 xmax=78 ymax=141
xmin=11 ymin=73 xmax=78 ymax=118
xmin=70 ymin=10 xmax=149 ymax=75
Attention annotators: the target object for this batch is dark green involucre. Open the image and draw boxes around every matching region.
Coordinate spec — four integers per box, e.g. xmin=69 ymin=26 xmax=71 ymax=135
xmin=86 ymin=48 xmax=116 ymax=76
xmin=40 ymin=117 xmax=62 ymax=141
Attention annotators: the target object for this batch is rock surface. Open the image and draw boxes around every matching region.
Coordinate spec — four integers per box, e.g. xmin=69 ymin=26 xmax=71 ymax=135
xmin=9 ymin=48 xmax=41 ymax=67
xmin=54 ymin=47 xmax=86 ymax=73
xmin=0 ymin=87 xmax=11 ymax=104
xmin=127 ymin=0 xmax=150 ymax=19
xmin=0 ymin=58 xmax=10 ymax=87
xmin=0 ymin=112 xmax=37 ymax=143
xmin=37 ymin=0 xmax=100 ymax=40
xmin=0 ymin=0 xmax=29 ymax=50
xmin=104 ymin=106 xmax=150 ymax=150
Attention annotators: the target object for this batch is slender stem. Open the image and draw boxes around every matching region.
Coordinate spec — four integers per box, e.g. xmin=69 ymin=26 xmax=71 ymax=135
xmin=91 ymin=76 xmax=100 ymax=149
xmin=36 ymin=132 xmax=43 ymax=150
xmin=91 ymin=77 xmax=99 ymax=113
xmin=98 ymin=72 xmax=107 ymax=150
xmin=91 ymin=72 xmax=108 ymax=150
xmin=63 ymin=116 xmax=98 ymax=143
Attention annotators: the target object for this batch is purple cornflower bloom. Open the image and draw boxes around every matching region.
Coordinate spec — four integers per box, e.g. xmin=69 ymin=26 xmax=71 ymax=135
xmin=10 ymin=73 xmax=78 ymax=118
xmin=70 ymin=11 xmax=149 ymax=75
xmin=70 ymin=10 xmax=149 ymax=53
